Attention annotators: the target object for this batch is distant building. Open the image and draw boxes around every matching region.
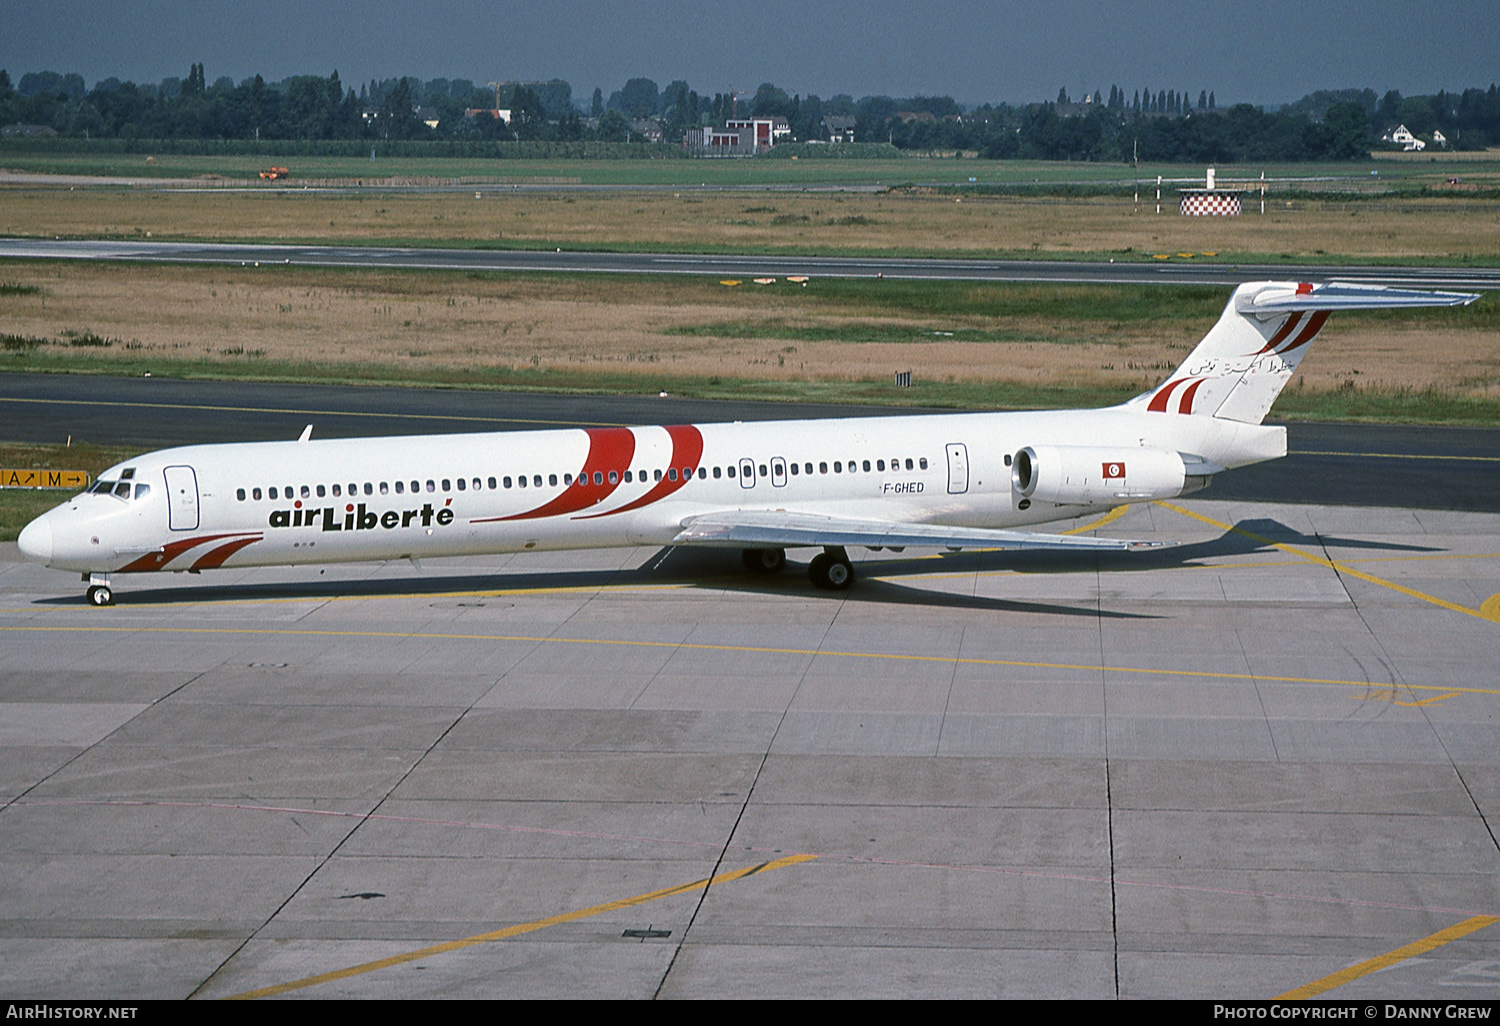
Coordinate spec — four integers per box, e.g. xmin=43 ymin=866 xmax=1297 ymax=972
xmin=1431 ymin=128 xmax=1448 ymax=148
xmin=629 ymin=118 xmax=664 ymax=143
xmin=464 ymin=108 xmax=512 ymax=124
xmin=684 ymin=125 xmax=755 ymax=156
xmin=822 ymin=114 xmax=856 ymax=142
xmin=686 ymin=116 xmax=789 ymax=156
xmin=725 ymin=116 xmax=789 ymax=151
xmin=1381 ymin=124 xmax=1425 ymax=151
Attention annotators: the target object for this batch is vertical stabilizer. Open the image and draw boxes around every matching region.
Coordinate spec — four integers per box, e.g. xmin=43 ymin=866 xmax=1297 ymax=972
xmin=1127 ymin=281 xmax=1478 ymax=424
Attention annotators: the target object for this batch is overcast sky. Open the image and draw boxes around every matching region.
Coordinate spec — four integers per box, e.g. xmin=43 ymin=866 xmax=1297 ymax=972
xmin=3 ymin=0 xmax=1495 ymax=107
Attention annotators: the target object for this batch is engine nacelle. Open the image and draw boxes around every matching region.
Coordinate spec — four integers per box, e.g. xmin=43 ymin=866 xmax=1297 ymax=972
xmin=1012 ymin=445 xmax=1200 ymax=505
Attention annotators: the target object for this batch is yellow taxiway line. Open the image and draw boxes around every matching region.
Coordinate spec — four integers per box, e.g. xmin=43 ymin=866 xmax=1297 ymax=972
xmin=6 ymin=622 xmax=1499 ymax=701
xmin=1158 ymin=501 xmax=1500 ymax=624
xmin=226 ymin=852 xmax=816 ymax=999
xmin=1277 ymin=914 xmax=1500 ymax=999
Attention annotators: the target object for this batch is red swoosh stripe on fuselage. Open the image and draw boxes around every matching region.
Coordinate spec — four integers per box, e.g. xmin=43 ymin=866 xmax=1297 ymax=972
xmin=1175 ymin=378 xmax=1205 ymax=414
xmin=118 ymin=533 xmax=262 ymax=573
xmin=475 ymin=427 xmax=636 ymax=523
xmin=1147 ymin=378 xmax=1191 ymax=413
xmin=578 ymin=424 xmax=704 ymax=519
xmin=190 ymin=535 xmax=264 ymax=570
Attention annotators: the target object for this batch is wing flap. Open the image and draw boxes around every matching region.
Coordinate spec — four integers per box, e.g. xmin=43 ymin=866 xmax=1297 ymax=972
xmin=673 ymin=510 xmax=1159 ymax=552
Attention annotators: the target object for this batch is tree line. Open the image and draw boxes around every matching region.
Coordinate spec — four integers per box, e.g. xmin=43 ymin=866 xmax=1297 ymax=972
xmin=3 ymin=66 xmax=1499 ymax=161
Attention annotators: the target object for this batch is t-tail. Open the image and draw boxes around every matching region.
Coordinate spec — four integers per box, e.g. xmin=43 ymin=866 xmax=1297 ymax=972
xmin=1127 ymin=281 xmax=1479 ymax=425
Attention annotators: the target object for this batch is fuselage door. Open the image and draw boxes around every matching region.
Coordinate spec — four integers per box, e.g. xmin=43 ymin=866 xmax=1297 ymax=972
xmin=163 ymin=465 xmax=200 ymax=531
xmin=771 ymin=457 xmax=787 ymax=487
xmin=739 ymin=458 xmax=756 ymax=488
xmin=945 ymin=443 xmax=969 ymax=494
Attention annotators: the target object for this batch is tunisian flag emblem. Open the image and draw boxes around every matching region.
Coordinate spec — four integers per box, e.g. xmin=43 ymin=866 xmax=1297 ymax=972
xmin=1102 ymin=462 xmax=1126 ymax=479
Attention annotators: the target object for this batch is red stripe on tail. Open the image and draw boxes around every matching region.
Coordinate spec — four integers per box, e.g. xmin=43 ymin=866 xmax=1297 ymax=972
xmin=1255 ymin=312 xmax=1305 ymax=355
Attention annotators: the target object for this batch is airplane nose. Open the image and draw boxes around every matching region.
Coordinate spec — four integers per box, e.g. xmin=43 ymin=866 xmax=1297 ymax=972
xmin=17 ymin=517 xmax=53 ymax=564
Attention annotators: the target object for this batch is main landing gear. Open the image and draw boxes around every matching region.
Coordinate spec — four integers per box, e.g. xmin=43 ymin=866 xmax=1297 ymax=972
xmin=84 ymin=573 xmax=114 ymax=607
xmin=742 ymin=546 xmax=854 ymax=591
xmin=808 ymin=547 xmax=854 ymax=591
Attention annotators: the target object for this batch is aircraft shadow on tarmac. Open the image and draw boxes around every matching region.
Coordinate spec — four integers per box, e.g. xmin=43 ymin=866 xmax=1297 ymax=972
xmin=41 ymin=517 xmax=1443 ymax=617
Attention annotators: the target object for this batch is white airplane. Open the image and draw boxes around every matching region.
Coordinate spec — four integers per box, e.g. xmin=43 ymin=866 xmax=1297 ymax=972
xmin=17 ymin=280 xmax=1477 ymax=606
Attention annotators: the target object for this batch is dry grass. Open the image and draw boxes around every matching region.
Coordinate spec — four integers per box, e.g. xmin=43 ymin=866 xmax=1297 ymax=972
xmin=3 ymin=261 xmax=1496 ymax=397
xmin=4 ymin=187 xmax=1500 ymax=261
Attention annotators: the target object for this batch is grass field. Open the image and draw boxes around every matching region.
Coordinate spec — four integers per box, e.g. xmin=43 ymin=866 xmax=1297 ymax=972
xmin=2 ymin=260 xmax=1494 ymax=410
xmin=4 ymin=186 xmax=1500 ymax=265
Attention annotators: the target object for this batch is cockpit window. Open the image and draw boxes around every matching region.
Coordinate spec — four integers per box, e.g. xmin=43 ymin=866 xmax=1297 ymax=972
xmin=89 ymin=480 xmax=114 ymax=495
xmin=120 ymin=468 xmax=135 ymax=480
xmin=134 ymin=483 xmax=151 ymax=500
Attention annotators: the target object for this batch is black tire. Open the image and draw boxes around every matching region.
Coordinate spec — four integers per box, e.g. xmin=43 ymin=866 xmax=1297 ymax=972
xmin=86 ymin=585 xmax=113 ymax=607
xmin=808 ymin=552 xmax=854 ymax=591
xmin=742 ymin=547 xmax=787 ymax=573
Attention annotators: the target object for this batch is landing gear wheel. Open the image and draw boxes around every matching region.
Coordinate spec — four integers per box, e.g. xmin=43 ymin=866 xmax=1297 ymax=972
xmin=741 ymin=547 xmax=787 ymax=573
xmin=808 ymin=551 xmax=854 ymax=591
xmin=86 ymin=585 xmax=114 ymax=607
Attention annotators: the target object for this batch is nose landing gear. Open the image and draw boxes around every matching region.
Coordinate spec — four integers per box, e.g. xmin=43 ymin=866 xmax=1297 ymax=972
xmin=84 ymin=574 xmax=114 ymax=606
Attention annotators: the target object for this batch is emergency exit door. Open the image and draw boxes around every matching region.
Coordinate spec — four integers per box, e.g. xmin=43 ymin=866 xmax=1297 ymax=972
xmin=945 ymin=443 xmax=969 ymax=494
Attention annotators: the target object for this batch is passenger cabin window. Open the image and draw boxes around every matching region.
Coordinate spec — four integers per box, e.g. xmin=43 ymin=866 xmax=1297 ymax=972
xmin=236 ymin=488 xmax=246 ymax=501
xmin=269 ymin=487 xmax=279 ymax=500
xmin=394 ymin=481 xmax=404 ymax=494
xmin=332 ymin=484 xmax=341 ymax=497
xmin=253 ymin=487 xmax=262 ymax=500
xmin=456 ymin=478 xmax=466 ymax=491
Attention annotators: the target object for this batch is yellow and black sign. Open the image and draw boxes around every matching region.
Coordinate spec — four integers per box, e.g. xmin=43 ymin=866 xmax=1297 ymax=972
xmin=0 ymin=468 xmax=91 ymax=489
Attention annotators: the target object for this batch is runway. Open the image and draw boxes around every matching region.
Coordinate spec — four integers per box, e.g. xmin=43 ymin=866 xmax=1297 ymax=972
xmin=4 ymin=237 xmax=1500 ymax=290
xmin=3 ymin=382 xmax=1500 ymax=998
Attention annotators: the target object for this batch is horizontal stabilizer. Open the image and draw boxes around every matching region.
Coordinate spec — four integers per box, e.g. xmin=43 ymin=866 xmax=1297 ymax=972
xmin=674 ymin=509 xmax=1160 ymax=552
xmin=1235 ymin=281 xmax=1479 ymax=317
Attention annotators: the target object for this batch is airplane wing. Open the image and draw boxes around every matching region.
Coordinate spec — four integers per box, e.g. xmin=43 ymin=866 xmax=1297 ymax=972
xmin=672 ymin=509 xmax=1161 ymax=552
